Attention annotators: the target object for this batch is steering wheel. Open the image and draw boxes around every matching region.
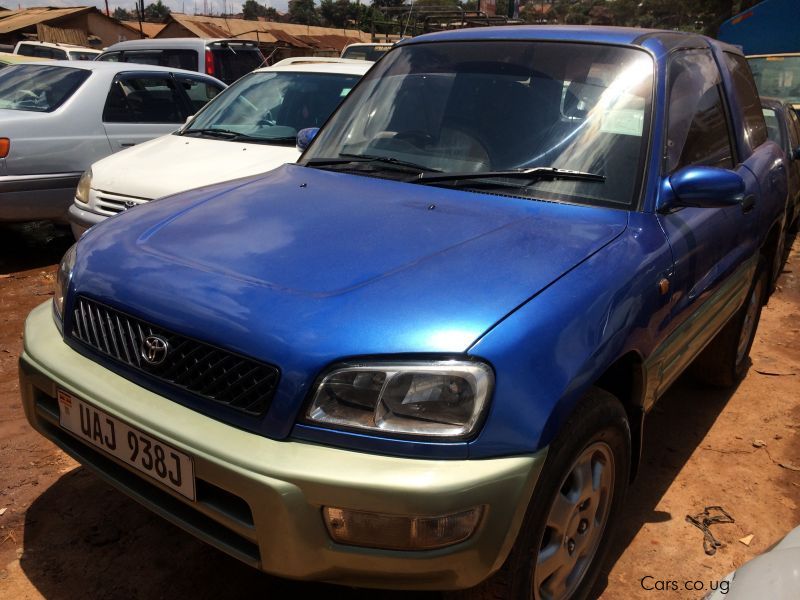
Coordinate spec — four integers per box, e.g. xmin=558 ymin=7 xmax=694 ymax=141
xmin=392 ymin=130 xmax=434 ymax=148
xmin=14 ymin=89 xmax=40 ymax=108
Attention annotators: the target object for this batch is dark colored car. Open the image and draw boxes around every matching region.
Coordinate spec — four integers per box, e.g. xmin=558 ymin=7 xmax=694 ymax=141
xmin=762 ymin=96 xmax=800 ymax=269
xmin=20 ymin=26 xmax=788 ymax=600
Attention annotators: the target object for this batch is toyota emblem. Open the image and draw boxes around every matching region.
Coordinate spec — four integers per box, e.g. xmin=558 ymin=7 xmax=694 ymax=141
xmin=124 ymin=200 xmax=137 ymax=209
xmin=141 ymin=335 xmax=169 ymax=366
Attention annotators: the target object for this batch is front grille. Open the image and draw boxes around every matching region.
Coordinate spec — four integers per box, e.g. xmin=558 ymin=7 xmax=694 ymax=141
xmin=70 ymin=297 xmax=280 ymax=416
xmin=93 ymin=190 xmax=150 ymax=215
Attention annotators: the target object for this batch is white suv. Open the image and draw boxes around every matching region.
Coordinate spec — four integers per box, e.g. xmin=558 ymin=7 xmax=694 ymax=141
xmin=96 ymin=38 xmax=265 ymax=85
xmin=14 ymin=41 xmax=101 ymax=61
xmin=68 ymin=58 xmax=372 ymax=238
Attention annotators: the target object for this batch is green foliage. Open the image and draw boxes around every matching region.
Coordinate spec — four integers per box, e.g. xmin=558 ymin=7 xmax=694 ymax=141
xmin=320 ymin=0 xmax=365 ymax=28
xmin=242 ymin=0 xmax=279 ymax=20
xmin=144 ymin=0 xmax=171 ymax=22
xmin=112 ymin=7 xmax=133 ymax=20
xmin=288 ymin=0 xmax=321 ymax=24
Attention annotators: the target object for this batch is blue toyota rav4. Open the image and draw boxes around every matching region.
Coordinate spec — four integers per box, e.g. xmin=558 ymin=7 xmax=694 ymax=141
xmin=20 ymin=26 xmax=787 ymax=600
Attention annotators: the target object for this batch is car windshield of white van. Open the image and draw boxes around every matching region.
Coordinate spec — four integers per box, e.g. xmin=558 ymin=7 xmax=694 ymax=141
xmin=303 ymin=41 xmax=655 ymax=209
xmin=0 ymin=65 xmax=89 ymax=112
xmin=179 ymin=70 xmax=361 ymax=144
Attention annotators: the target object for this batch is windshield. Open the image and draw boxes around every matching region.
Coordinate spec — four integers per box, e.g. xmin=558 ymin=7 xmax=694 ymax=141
xmin=749 ymin=56 xmax=800 ymax=106
xmin=303 ymin=41 xmax=654 ymax=208
xmin=341 ymin=45 xmax=392 ymax=61
xmin=0 ymin=65 xmax=89 ymax=112
xmin=181 ymin=70 xmax=361 ymax=144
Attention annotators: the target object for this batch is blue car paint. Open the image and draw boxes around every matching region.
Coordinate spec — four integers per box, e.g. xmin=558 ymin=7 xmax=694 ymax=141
xmin=64 ymin=26 xmax=787 ymax=461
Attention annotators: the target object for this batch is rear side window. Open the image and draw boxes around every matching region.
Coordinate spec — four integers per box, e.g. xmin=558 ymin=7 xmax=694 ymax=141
xmin=17 ymin=45 xmax=67 ymax=60
xmin=665 ymin=50 xmax=734 ymax=172
xmin=210 ymin=48 xmax=263 ymax=84
xmin=725 ymin=52 xmax=768 ymax=150
xmin=103 ymin=76 xmax=187 ymax=123
xmin=69 ymin=51 xmax=99 ymax=61
xmin=0 ymin=65 xmax=89 ymax=112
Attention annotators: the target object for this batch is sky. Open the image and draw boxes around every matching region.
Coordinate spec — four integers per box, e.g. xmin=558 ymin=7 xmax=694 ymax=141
xmin=10 ymin=0 xmax=291 ymax=15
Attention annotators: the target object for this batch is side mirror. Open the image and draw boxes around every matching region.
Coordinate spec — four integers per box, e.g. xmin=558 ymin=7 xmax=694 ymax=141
xmin=296 ymin=127 xmax=319 ymax=152
xmin=185 ymin=114 xmax=194 ymax=125
xmin=660 ymin=166 xmax=745 ymax=211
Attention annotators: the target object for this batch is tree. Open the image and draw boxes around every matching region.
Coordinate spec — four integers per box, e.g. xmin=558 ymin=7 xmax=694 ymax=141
xmin=288 ymin=0 xmax=320 ymax=24
xmin=113 ymin=7 xmax=133 ymax=20
xmin=242 ymin=0 xmax=280 ymax=20
xmin=144 ymin=0 xmax=171 ymax=22
xmin=319 ymin=0 xmax=358 ymax=28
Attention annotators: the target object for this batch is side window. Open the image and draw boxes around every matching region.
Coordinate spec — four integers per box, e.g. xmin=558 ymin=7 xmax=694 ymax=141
xmin=97 ymin=52 xmax=121 ymax=62
xmin=762 ymin=107 xmax=784 ymax=147
xmin=119 ymin=50 xmax=162 ymax=66
xmin=787 ymin=109 xmax=800 ymax=150
xmin=103 ymin=76 xmax=187 ymax=123
xmin=161 ymin=50 xmax=198 ymax=72
xmin=16 ymin=45 xmax=35 ymax=57
xmin=724 ymin=52 xmax=769 ymax=149
xmin=176 ymin=76 xmax=222 ymax=113
xmin=665 ymin=50 xmax=734 ymax=173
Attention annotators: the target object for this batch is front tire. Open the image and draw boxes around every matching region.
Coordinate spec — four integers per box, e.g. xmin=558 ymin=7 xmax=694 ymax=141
xmin=457 ymin=389 xmax=631 ymax=600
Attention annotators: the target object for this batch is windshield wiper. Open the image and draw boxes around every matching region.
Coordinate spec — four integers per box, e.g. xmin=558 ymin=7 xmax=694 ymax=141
xmin=180 ymin=127 xmax=240 ymax=139
xmin=415 ymin=167 xmax=605 ymax=185
xmin=307 ymin=153 xmax=441 ymax=173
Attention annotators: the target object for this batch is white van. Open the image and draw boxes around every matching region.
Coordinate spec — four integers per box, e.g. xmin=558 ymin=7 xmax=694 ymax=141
xmin=68 ymin=58 xmax=371 ymax=238
xmin=14 ymin=41 xmax=101 ymax=61
xmin=96 ymin=38 xmax=265 ymax=85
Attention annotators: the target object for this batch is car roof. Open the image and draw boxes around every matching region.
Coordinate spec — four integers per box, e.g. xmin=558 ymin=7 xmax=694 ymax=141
xmin=103 ymin=38 xmax=256 ymax=50
xmin=16 ymin=40 xmax=99 ymax=51
xmin=257 ymin=60 xmax=371 ymax=76
xmin=5 ymin=60 xmax=226 ymax=80
xmin=399 ymin=25 xmax=734 ymax=55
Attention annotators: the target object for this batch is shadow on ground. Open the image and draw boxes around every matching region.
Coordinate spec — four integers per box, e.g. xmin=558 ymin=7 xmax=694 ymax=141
xmin=592 ymin=373 xmax=739 ymax=596
xmin=19 ymin=373 xmax=735 ymax=600
xmin=20 ymin=469 xmax=438 ymax=600
xmin=0 ymin=222 xmax=73 ymax=274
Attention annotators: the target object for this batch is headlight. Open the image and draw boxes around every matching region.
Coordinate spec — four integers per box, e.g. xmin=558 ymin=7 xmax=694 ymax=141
xmin=306 ymin=361 xmax=493 ymax=439
xmin=54 ymin=243 xmax=77 ymax=320
xmin=75 ymin=169 xmax=92 ymax=204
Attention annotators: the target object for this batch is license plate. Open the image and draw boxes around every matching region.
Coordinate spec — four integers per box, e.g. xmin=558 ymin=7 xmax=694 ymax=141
xmin=58 ymin=389 xmax=195 ymax=500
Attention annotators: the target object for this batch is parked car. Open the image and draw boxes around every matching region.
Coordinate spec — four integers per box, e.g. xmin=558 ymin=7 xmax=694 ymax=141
xmin=0 ymin=61 xmax=224 ymax=223
xmin=748 ymin=53 xmax=800 ymax=114
xmin=68 ymin=57 xmax=370 ymax=238
xmin=14 ymin=41 xmax=101 ymax=61
xmin=762 ymin=97 xmax=800 ymax=271
xmin=706 ymin=524 xmax=800 ymax=599
xmin=96 ymin=38 xmax=264 ymax=85
xmin=0 ymin=51 xmax=51 ymax=68
xmin=20 ymin=26 xmax=787 ymax=599
xmin=340 ymin=42 xmax=393 ymax=61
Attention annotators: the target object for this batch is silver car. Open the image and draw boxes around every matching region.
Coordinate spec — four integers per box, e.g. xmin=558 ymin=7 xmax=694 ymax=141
xmin=0 ymin=61 xmax=225 ymax=222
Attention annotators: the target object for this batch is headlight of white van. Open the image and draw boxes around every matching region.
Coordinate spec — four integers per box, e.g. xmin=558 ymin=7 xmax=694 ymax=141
xmin=75 ymin=169 xmax=92 ymax=204
xmin=306 ymin=361 xmax=493 ymax=438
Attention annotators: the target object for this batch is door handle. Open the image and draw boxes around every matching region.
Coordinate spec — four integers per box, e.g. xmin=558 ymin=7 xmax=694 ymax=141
xmin=120 ymin=142 xmax=136 ymax=148
xmin=741 ymin=195 xmax=756 ymax=213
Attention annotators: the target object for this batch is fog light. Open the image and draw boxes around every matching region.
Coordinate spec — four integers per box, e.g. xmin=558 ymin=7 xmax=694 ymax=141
xmin=323 ymin=506 xmax=483 ymax=550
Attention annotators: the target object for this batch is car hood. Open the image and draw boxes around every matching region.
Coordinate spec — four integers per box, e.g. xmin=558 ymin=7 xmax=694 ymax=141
xmin=90 ymin=133 xmax=300 ymax=200
xmin=76 ymin=164 xmax=628 ymax=364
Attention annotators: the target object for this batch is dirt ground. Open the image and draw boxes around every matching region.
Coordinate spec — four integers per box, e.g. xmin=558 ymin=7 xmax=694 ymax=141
xmin=0 ymin=221 xmax=798 ymax=600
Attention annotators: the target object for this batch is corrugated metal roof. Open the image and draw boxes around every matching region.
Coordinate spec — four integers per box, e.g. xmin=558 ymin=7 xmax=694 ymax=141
xmin=163 ymin=13 xmax=369 ymax=50
xmin=0 ymin=7 xmax=93 ymax=35
xmin=121 ymin=21 xmax=167 ymax=38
